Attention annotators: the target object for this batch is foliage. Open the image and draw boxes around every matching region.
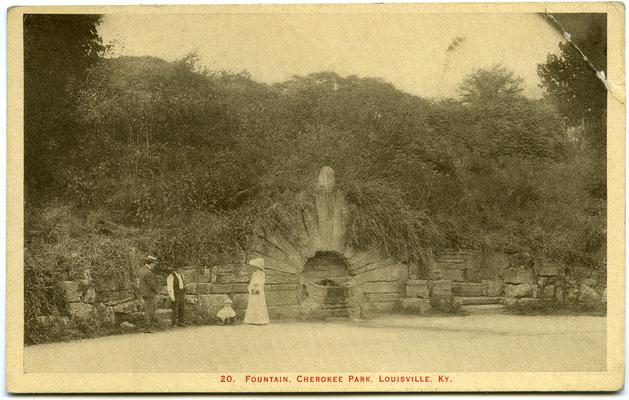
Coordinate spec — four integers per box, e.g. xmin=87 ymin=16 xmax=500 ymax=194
xmin=25 ymin=206 xmax=138 ymax=322
xmin=154 ymin=209 xmax=254 ymax=266
xmin=24 ymin=14 xmax=106 ymax=203
xmin=458 ymin=65 xmax=524 ymax=105
xmin=537 ymin=14 xmax=607 ymax=148
xmin=24 ymin=35 xmax=606 ymax=331
xmin=345 ymin=180 xmax=445 ymax=273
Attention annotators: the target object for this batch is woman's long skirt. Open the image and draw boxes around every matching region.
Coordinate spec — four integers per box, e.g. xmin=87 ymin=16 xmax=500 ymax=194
xmin=244 ymin=291 xmax=270 ymax=325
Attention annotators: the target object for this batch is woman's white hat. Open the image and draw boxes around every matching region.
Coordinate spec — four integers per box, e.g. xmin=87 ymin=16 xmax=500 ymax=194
xmin=248 ymin=257 xmax=265 ymax=269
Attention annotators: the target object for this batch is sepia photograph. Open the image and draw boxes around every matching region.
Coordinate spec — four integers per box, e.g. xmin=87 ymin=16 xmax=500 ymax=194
xmin=5 ymin=2 xmax=625 ymax=393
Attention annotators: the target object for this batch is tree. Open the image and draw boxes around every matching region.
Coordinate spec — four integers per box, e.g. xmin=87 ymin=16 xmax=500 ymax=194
xmin=456 ymin=66 xmax=566 ymax=162
xmin=24 ymin=14 xmax=105 ymax=202
xmin=537 ymin=14 xmax=607 ymax=202
xmin=458 ymin=65 xmax=524 ymax=105
xmin=537 ymin=14 xmax=607 ymax=148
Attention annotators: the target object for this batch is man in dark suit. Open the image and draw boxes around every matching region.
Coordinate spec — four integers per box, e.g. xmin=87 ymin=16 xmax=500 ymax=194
xmin=139 ymin=255 xmax=159 ymax=333
xmin=166 ymin=265 xmax=186 ymax=327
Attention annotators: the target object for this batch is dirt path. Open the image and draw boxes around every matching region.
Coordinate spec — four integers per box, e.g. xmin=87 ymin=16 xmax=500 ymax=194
xmin=24 ymin=313 xmax=606 ymax=373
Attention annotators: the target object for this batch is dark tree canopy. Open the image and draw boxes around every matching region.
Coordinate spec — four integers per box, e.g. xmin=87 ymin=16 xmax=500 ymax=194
xmin=24 ymin=14 xmax=105 ymax=202
xmin=537 ymin=13 xmax=607 ymax=147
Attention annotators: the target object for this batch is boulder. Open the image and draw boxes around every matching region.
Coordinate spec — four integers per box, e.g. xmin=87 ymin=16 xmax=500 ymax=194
xmin=504 ymin=297 xmax=540 ymax=311
xmin=430 ymin=296 xmax=460 ymax=313
xmin=267 ymin=305 xmax=300 ymax=320
xmin=215 ymin=264 xmax=254 ymax=284
xmin=452 ymin=282 xmax=484 ymax=297
xmin=36 ymin=315 xmax=70 ymax=328
xmin=504 ymin=283 xmax=536 ymax=298
xmin=504 ymin=297 xmax=517 ymax=308
xmin=299 ymin=300 xmax=325 ymax=320
xmin=440 ymin=269 xmax=465 ymax=282
xmin=185 ymin=283 xmax=198 ymax=295
xmin=582 ymin=278 xmax=599 ymax=287
xmin=155 ymin=309 xmax=173 ymax=327
xmin=120 ymin=321 xmax=136 ymax=331
xmin=481 ymin=252 xmax=510 ymax=271
xmin=502 ymin=267 xmax=536 ymax=284
xmin=67 ymin=302 xmax=93 ymax=319
xmin=355 ymin=264 xmax=408 ymax=283
xmin=231 ymin=293 xmax=249 ymax=309
xmin=538 ymin=265 xmax=561 ymax=276
xmin=98 ymin=289 xmax=133 ymax=302
xmin=482 ymin=280 xmax=503 ymax=297
xmin=61 ymin=281 xmax=82 ymax=302
xmin=406 ymin=280 xmax=429 ymax=298
xmin=266 ymin=283 xmax=300 ymax=291
xmin=182 ymin=270 xmax=199 ymax=284
xmin=347 ymin=304 xmax=362 ymax=320
xmin=464 ymin=268 xmax=482 ymax=282
xmin=196 ymin=268 xmax=213 ymax=283
xmin=196 ymin=283 xmax=212 ymax=294
xmin=98 ymin=280 xmax=118 ymax=292
xmin=365 ymin=293 xmax=400 ymax=303
xmin=539 ymin=284 xmax=556 ymax=299
xmin=430 ymin=280 xmax=453 ymax=297
xmin=578 ymin=284 xmax=600 ymax=303
xmin=211 ymin=283 xmax=249 ymax=294
xmin=93 ymin=303 xmax=116 ymax=326
xmin=155 ymin=295 xmax=171 ymax=309
xmin=82 ymin=287 xmax=97 ymax=303
xmin=369 ymin=301 xmax=397 ymax=313
xmin=430 ymin=269 xmax=443 ymax=280
xmin=109 ymin=299 xmax=142 ymax=314
xmin=400 ymin=298 xmax=432 ymax=314
xmin=565 ymin=287 xmax=579 ymax=301
xmin=197 ymin=294 xmax=228 ymax=317
xmin=266 ymin=290 xmax=299 ymax=306
xmin=555 ymin=287 xmax=564 ymax=302
xmin=509 ymin=252 xmax=532 ymax=268
xmin=361 ymin=281 xmax=403 ymax=293
xmin=538 ymin=276 xmax=549 ymax=288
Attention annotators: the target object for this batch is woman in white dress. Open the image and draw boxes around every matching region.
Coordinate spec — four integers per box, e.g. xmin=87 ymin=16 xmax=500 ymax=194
xmin=244 ymin=258 xmax=270 ymax=325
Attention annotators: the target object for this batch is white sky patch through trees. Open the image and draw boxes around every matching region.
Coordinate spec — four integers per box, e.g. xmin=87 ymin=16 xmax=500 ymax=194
xmin=99 ymin=13 xmax=563 ymax=99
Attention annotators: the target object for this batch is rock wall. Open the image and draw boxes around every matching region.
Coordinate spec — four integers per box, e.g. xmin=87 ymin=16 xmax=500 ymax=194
xmin=502 ymin=257 xmax=607 ymax=312
xmin=432 ymin=250 xmax=508 ymax=283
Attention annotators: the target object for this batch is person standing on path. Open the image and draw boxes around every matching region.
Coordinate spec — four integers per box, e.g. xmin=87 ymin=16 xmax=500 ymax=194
xmin=166 ymin=265 xmax=186 ymax=327
xmin=244 ymin=258 xmax=270 ymax=325
xmin=139 ymin=255 xmax=159 ymax=333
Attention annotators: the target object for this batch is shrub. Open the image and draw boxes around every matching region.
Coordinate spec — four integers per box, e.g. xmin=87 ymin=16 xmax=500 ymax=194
xmin=345 ymin=180 xmax=445 ymax=277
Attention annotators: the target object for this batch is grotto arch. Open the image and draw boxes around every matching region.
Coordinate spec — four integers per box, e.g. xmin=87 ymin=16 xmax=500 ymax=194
xmin=248 ymin=166 xmax=410 ymax=316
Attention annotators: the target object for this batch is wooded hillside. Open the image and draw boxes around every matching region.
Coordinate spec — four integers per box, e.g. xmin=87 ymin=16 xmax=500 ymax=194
xmin=24 ymin=15 xmax=606 ymax=341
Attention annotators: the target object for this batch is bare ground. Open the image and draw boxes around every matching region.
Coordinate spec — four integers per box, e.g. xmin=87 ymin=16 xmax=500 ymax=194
xmin=24 ymin=310 xmax=606 ymax=373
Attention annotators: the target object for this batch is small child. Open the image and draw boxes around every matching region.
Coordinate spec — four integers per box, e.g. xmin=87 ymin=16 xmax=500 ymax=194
xmin=216 ymin=297 xmax=238 ymax=324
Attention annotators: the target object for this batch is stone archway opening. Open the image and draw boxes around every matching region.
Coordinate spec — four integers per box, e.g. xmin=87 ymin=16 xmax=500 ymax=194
xmin=300 ymin=251 xmax=353 ymax=314
xmin=302 ymin=251 xmax=351 ymax=283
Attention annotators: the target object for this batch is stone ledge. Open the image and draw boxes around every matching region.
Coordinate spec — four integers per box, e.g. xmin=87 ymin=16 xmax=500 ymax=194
xmin=406 ymin=280 xmax=429 ymax=298
xmin=399 ymin=298 xmax=432 ymax=314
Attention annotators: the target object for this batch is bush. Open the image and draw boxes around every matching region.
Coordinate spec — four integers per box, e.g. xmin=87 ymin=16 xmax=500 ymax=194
xmin=345 ymin=180 xmax=445 ymax=277
xmin=25 ymin=206 xmax=140 ymax=341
